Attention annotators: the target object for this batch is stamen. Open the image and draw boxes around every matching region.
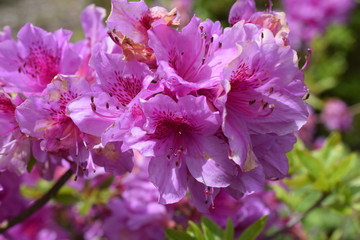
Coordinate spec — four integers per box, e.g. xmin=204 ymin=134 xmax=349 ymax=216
xmin=75 ymin=133 xmax=79 ymax=157
xmin=0 ymin=139 xmax=17 ymax=155
xmin=57 ymin=131 xmax=72 ymax=141
xmin=268 ymin=0 xmax=273 ymax=12
xmin=83 ymin=140 xmax=89 ymax=150
xmin=90 ymin=102 xmax=119 ymax=119
xmin=0 ymin=126 xmax=18 ymax=137
xmin=303 ymin=92 xmax=310 ymax=100
xmin=301 ymin=48 xmax=312 ymax=71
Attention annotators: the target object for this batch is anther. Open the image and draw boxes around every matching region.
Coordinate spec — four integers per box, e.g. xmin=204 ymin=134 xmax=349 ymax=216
xmin=249 ymin=100 xmax=256 ymax=105
xmin=303 ymin=92 xmax=310 ymax=100
xmin=90 ymin=96 xmax=94 ymax=103
xmin=178 ymin=131 xmax=182 ymax=136
xmin=181 ymin=50 xmax=184 ymax=55
xmin=202 ymin=57 xmax=206 ymax=64
xmin=218 ymin=42 xmax=222 ymax=48
xmin=91 ymin=103 xmax=97 ymax=111
xmin=210 ymin=36 xmax=214 ymax=43
xmin=269 ymin=87 xmax=274 ymax=94
xmin=106 ymin=102 xmax=109 ymax=109
xmin=262 ymin=102 xmax=269 ymax=109
xmin=175 ymin=161 xmax=180 ymax=167
xmin=167 ymin=154 xmax=171 ymax=159
xmin=109 ymin=92 xmax=113 ymax=97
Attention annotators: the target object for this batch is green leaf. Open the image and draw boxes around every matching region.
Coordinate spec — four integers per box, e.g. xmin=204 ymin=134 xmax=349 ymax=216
xmin=201 ymin=217 xmax=223 ymax=239
xmin=53 ymin=192 xmax=79 ymax=204
xmin=238 ymin=216 xmax=268 ymax=240
xmin=188 ymin=221 xmax=205 ymax=240
xmin=98 ymin=176 xmax=114 ymax=190
xmin=166 ymin=229 xmax=196 ymax=240
xmin=295 ymin=148 xmax=324 ymax=178
xmin=78 ymin=199 xmax=92 ymax=216
xmin=224 ymin=218 xmax=234 ymax=240
xmin=329 ymin=153 xmax=356 ymax=185
xmin=26 ymin=155 xmax=37 ymax=173
xmin=53 ymin=185 xmax=79 ymax=204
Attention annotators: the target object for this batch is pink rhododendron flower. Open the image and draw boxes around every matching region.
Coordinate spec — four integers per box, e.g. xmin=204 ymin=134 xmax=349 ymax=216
xmin=206 ymin=190 xmax=270 ymax=237
xmin=228 ymin=0 xmax=256 ymax=25
xmin=68 ymin=48 xmax=154 ymax=138
xmin=148 ymin=16 xmax=237 ymax=96
xmin=229 ymin=0 xmax=290 ymax=46
xmin=0 ymin=91 xmax=30 ymax=174
xmin=0 ymin=26 xmax=11 ymax=43
xmin=321 ymin=98 xmax=353 ymax=131
xmin=0 ymin=171 xmax=27 ymax=223
xmin=0 ymin=0 xmax=311 ymax=212
xmin=0 ymin=24 xmax=82 ymax=94
xmin=76 ymin=5 xmax=112 ymax=84
xmin=220 ymin=25 xmax=308 ymax=173
xmin=106 ymin=0 xmax=180 ymax=67
xmin=127 ymin=94 xmax=237 ymax=204
xmin=282 ymin=0 xmax=356 ymax=48
xmin=103 ymin=160 xmax=171 ymax=240
xmin=172 ymin=0 xmax=194 ymax=26
xmin=3 ymin=206 xmax=69 ymax=240
xmin=16 ymin=75 xmax=133 ymax=178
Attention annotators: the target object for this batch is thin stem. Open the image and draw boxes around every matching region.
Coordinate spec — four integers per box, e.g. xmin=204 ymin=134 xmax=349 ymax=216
xmin=266 ymin=192 xmax=329 ymax=239
xmin=0 ymin=169 xmax=73 ymax=234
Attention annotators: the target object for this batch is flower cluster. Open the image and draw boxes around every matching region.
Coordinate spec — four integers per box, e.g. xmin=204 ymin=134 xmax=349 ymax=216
xmin=282 ymin=0 xmax=356 ymax=48
xmin=0 ymin=0 xmax=308 ymax=210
